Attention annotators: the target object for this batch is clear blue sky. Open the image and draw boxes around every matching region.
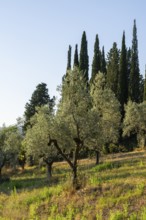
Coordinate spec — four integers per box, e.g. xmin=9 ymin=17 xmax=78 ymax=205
xmin=0 ymin=0 xmax=146 ymax=126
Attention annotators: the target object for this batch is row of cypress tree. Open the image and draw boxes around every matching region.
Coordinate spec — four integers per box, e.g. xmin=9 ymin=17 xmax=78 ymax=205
xmin=24 ymin=20 xmax=146 ymax=137
xmin=22 ymin=20 xmax=146 ymax=168
xmin=66 ymin=20 xmax=146 ymax=110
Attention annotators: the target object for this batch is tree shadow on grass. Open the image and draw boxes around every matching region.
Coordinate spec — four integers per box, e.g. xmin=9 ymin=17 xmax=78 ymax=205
xmin=0 ymin=175 xmax=61 ymax=195
xmin=78 ymin=162 xmax=96 ymax=171
xmin=101 ymin=169 xmax=146 ymax=182
xmin=108 ymin=151 xmax=146 ymax=161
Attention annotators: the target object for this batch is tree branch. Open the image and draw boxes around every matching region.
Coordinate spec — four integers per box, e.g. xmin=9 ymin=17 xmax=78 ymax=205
xmin=48 ymin=136 xmax=74 ymax=169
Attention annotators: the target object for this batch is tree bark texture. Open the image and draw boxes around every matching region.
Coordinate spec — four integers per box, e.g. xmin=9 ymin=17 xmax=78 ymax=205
xmin=95 ymin=151 xmax=100 ymax=165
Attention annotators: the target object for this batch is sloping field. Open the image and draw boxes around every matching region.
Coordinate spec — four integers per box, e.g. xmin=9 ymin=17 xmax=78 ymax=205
xmin=0 ymin=150 xmax=146 ymax=220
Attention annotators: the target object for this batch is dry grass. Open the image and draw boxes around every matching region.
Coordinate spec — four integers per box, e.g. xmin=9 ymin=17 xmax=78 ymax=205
xmin=0 ymin=149 xmax=146 ymax=219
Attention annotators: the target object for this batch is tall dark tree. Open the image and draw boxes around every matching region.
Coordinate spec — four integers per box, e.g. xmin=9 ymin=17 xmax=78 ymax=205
xmin=106 ymin=42 xmax=120 ymax=97
xmin=129 ymin=20 xmax=140 ymax=102
xmin=144 ymin=70 xmax=146 ymax=101
xmin=73 ymin=44 xmax=79 ymax=68
xmin=118 ymin=31 xmax=128 ymax=107
xmin=101 ymin=46 xmax=106 ymax=74
xmin=127 ymin=47 xmax=131 ymax=89
xmin=67 ymin=45 xmax=72 ymax=70
xmin=139 ymin=74 xmax=144 ymax=102
xmin=79 ymin=31 xmax=89 ymax=82
xmin=91 ymin=34 xmax=101 ymax=83
xmin=24 ymin=83 xmax=54 ymax=131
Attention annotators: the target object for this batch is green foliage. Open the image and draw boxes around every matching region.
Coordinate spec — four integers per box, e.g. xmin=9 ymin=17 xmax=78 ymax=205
xmin=141 ymin=208 xmax=146 ymax=220
xmin=24 ymin=82 xmax=54 ymax=131
xmin=73 ymin=44 xmax=79 ymax=68
xmin=123 ymin=101 xmax=146 ymax=147
xmin=49 ymin=68 xmax=103 ymax=186
xmin=23 ymin=106 xmax=58 ymax=167
xmin=118 ymin=31 xmax=128 ymax=107
xmin=139 ymin=74 xmax=144 ymax=102
xmin=106 ymin=42 xmax=120 ymax=97
xmin=91 ymin=34 xmax=101 ymax=83
xmin=67 ymin=45 xmax=72 ymax=70
xmin=1 ymin=25 xmax=146 ymax=219
xmin=79 ymin=31 xmax=89 ymax=81
xmin=129 ymin=20 xmax=140 ymax=102
xmin=0 ymin=125 xmax=22 ymax=177
xmin=56 ymin=68 xmax=100 ymax=152
xmin=29 ymin=203 xmax=39 ymax=219
xmin=90 ymin=72 xmax=121 ymax=150
xmin=109 ymin=210 xmax=125 ymax=220
xmin=143 ymin=73 xmax=146 ymax=101
xmin=101 ymin=46 xmax=106 ymax=74
xmin=91 ymin=161 xmax=121 ymax=173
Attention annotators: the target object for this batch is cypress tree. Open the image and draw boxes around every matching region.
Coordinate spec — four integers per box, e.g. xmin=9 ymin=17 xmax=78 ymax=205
xmin=139 ymin=74 xmax=144 ymax=102
xmin=127 ymin=47 xmax=131 ymax=88
xmin=106 ymin=42 xmax=120 ymax=97
xmin=91 ymin=34 xmax=101 ymax=83
xmin=73 ymin=44 xmax=79 ymax=68
xmin=79 ymin=31 xmax=89 ymax=82
xmin=129 ymin=20 xmax=140 ymax=102
xmin=144 ymin=69 xmax=146 ymax=101
xmin=101 ymin=46 xmax=106 ymax=74
xmin=118 ymin=31 xmax=128 ymax=106
xmin=67 ymin=45 xmax=72 ymax=70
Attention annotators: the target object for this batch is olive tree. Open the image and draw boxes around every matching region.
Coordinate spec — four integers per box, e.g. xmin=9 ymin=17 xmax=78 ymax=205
xmin=23 ymin=106 xmax=58 ymax=180
xmin=0 ymin=125 xmax=22 ymax=180
xmin=48 ymin=68 xmax=100 ymax=188
xmin=123 ymin=101 xmax=146 ymax=147
xmin=90 ymin=72 xmax=121 ymax=162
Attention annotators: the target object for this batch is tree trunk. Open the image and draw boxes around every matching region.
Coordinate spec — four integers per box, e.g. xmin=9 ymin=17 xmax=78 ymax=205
xmin=28 ymin=155 xmax=34 ymax=166
xmin=48 ymin=138 xmax=81 ymax=189
xmin=0 ymin=167 xmax=2 ymax=181
xmin=95 ymin=151 xmax=100 ymax=165
xmin=71 ymin=144 xmax=80 ymax=189
xmin=21 ymin=163 xmax=25 ymax=171
xmin=72 ymin=165 xmax=78 ymax=188
xmin=0 ymin=157 xmax=5 ymax=182
xmin=45 ymin=161 xmax=53 ymax=182
xmin=18 ymin=154 xmax=26 ymax=170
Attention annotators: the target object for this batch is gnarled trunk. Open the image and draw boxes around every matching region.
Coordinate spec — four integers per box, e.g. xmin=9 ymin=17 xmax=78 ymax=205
xmin=72 ymin=165 xmax=78 ymax=188
xmin=48 ymin=138 xmax=82 ymax=189
xmin=72 ymin=144 xmax=80 ymax=189
xmin=43 ymin=158 xmax=54 ymax=182
xmin=46 ymin=162 xmax=53 ymax=180
xmin=95 ymin=150 xmax=100 ymax=165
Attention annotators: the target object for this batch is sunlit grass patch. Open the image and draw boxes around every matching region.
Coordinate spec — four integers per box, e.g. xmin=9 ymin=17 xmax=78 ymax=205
xmin=1 ymin=150 xmax=146 ymax=219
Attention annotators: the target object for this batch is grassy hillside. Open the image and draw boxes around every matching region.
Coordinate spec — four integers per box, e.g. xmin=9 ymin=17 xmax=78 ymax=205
xmin=0 ymin=150 xmax=146 ymax=220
